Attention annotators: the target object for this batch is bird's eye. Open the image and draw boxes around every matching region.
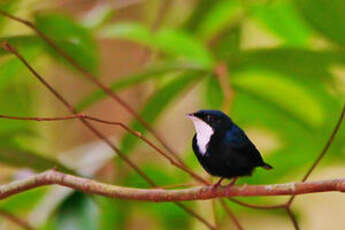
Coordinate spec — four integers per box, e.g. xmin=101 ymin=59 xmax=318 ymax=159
xmin=207 ymin=115 xmax=213 ymax=122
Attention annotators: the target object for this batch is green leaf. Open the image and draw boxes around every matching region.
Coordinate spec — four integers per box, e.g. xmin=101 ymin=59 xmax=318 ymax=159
xmin=250 ymin=0 xmax=312 ymax=46
xmin=0 ymin=35 xmax=42 ymax=55
xmin=293 ymin=0 xmax=345 ymax=46
xmin=103 ymin=22 xmax=151 ymax=43
xmin=0 ymin=147 xmax=74 ymax=173
xmin=0 ymin=39 xmax=42 ymax=92
xmin=120 ymin=72 xmax=202 ymax=154
xmin=56 ymin=192 xmax=99 ymax=230
xmin=228 ymin=48 xmax=345 ymax=82
xmin=0 ymin=0 xmax=21 ymax=32
xmin=203 ymin=75 xmax=224 ymax=109
xmin=232 ymin=70 xmax=325 ymax=127
xmin=144 ymin=202 xmax=192 ymax=230
xmin=211 ymin=23 xmax=242 ymax=60
xmin=96 ymin=198 xmax=128 ymax=230
xmin=123 ymin=163 xmax=184 ymax=188
xmin=183 ymin=0 xmax=218 ymax=32
xmin=102 ymin=23 xmax=214 ymax=68
xmin=34 ymin=12 xmax=99 ymax=75
xmin=76 ymin=62 xmax=203 ymax=111
xmin=196 ymin=0 xmax=242 ymax=41
xmin=0 ymin=187 xmax=48 ymax=213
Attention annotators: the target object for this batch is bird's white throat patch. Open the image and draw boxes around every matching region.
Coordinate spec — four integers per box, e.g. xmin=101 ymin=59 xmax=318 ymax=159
xmin=189 ymin=116 xmax=214 ymax=155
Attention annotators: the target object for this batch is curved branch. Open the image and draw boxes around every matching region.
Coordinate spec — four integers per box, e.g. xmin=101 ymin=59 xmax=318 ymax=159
xmin=1 ymin=170 xmax=344 ymax=202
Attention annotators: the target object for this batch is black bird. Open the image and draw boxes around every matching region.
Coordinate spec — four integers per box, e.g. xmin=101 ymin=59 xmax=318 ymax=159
xmin=187 ymin=110 xmax=272 ymax=188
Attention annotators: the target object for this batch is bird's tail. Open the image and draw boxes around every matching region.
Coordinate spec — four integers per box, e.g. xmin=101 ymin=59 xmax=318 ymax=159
xmin=261 ymin=162 xmax=273 ymax=170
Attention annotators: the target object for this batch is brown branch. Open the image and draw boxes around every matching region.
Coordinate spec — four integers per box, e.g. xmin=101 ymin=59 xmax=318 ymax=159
xmin=0 ymin=209 xmax=35 ymax=230
xmin=1 ymin=170 xmax=344 ymax=202
xmin=0 ymin=42 xmax=215 ymax=230
xmin=214 ymin=62 xmax=234 ymax=112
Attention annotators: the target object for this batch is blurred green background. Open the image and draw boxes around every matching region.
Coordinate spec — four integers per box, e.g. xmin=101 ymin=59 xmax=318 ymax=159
xmin=0 ymin=0 xmax=344 ymax=229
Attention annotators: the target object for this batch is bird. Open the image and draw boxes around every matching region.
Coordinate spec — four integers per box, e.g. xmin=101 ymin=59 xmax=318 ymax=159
xmin=187 ymin=110 xmax=272 ymax=188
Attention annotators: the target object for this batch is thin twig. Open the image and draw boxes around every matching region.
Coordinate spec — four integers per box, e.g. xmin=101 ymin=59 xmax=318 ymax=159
xmin=285 ymin=207 xmax=300 ymax=230
xmin=1 ymin=170 xmax=344 ymax=201
xmin=219 ymin=199 xmax=244 ymax=230
xmin=0 ymin=42 xmax=215 ymax=230
xmin=301 ymin=105 xmax=345 ymax=182
xmin=0 ymin=209 xmax=35 ymax=230
xmin=287 ymin=105 xmax=345 ymax=207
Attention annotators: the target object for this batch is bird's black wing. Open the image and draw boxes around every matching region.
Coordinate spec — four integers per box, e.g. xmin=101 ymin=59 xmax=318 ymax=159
xmin=223 ymin=125 xmax=264 ymax=167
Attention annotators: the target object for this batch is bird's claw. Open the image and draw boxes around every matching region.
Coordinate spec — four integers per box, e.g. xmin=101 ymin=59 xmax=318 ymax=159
xmin=226 ymin=177 xmax=238 ymax=193
xmin=212 ymin=177 xmax=224 ymax=190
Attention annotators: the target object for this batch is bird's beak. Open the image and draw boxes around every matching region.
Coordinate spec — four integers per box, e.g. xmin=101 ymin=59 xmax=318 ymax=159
xmin=186 ymin=113 xmax=194 ymax=118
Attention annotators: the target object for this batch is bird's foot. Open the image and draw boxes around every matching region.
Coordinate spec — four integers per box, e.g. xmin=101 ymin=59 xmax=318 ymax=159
xmin=212 ymin=177 xmax=224 ymax=190
xmin=226 ymin=177 xmax=238 ymax=193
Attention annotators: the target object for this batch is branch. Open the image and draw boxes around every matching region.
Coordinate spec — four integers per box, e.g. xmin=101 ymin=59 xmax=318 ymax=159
xmin=1 ymin=170 xmax=344 ymax=202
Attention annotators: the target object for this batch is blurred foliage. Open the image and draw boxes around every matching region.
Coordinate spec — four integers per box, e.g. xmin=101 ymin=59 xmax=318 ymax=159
xmin=0 ymin=0 xmax=344 ymax=229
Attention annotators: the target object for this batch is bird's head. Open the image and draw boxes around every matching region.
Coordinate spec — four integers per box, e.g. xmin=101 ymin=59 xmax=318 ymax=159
xmin=187 ymin=110 xmax=233 ymax=133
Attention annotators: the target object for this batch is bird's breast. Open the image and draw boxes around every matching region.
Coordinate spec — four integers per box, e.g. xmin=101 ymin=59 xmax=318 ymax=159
xmin=195 ymin=132 xmax=213 ymax=155
xmin=189 ymin=118 xmax=214 ymax=155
